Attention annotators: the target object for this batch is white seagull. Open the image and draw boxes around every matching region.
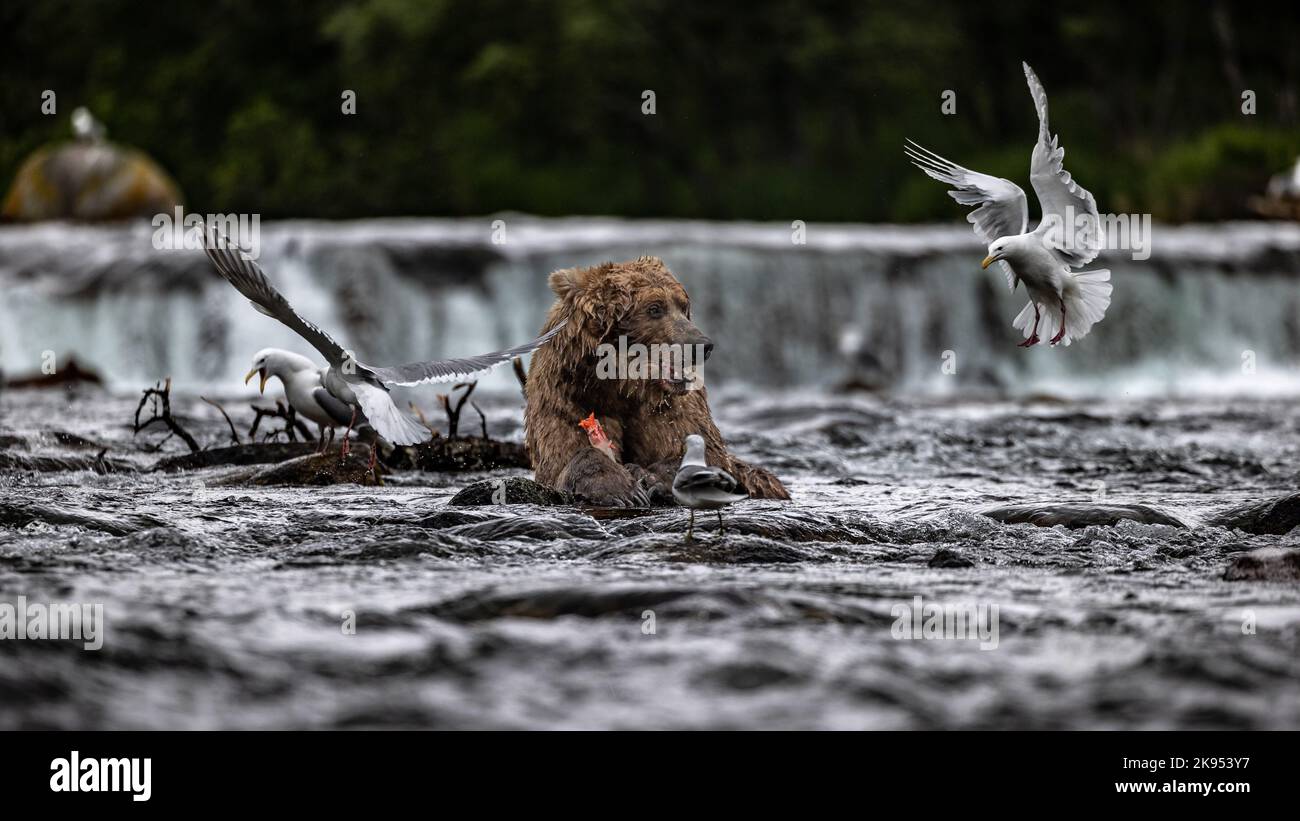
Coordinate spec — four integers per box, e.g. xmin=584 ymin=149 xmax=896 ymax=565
xmin=672 ymin=434 xmax=747 ymax=541
xmin=202 ymin=237 xmax=563 ymax=455
xmin=906 ymin=62 xmax=1112 ymax=347
xmin=245 ymin=348 xmax=354 ymax=452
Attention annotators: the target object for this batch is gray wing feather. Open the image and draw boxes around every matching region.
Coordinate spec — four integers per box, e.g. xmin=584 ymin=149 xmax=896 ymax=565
xmin=312 ymin=387 xmax=356 ymax=426
xmin=1023 ymin=62 xmax=1103 ymax=267
xmin=673 ymin=464 xmax=740 ymax=494
xmin=368 ymin=322 xmax=566 ymax=387
xmin=200 ymin=231 xmax=352 ymax=369
xmin=905 ymin=139 xmax=1028 ymax=291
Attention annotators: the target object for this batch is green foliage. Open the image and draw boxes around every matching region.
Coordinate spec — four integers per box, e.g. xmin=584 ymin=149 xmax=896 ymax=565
xmin=1 ymin=0 xmax=1297 ymax=221
xmin=1142 ymin=125 xmax=1299 ymax=221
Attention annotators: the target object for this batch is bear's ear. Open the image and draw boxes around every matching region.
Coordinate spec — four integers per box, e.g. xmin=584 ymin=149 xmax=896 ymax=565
xmin=549 ymin=267 xmax=586 ymax=300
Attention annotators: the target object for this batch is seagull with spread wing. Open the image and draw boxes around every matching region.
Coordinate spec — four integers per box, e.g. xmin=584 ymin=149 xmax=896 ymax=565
xmin=201 ymin=235 xmax=562 ymax=464
xmin=906 ymin=62 xmax=1112 ymax=347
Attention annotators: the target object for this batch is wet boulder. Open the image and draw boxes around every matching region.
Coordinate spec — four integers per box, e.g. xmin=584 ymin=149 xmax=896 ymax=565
xmin=2 ymin=109 xmax=181 ymax=222
xmin=213 ymin=449 xmax=380 ymax=486
xmin=928 ymin=548 xmax=975 ymax=568
xmin=1206 ymin=492 xmax=1300 ymax=535
xmin=1223 ymin=548 xmax=1300 ymax=582
xmin=449 ymin=477 xmax=570 ymax=506
xmin=981 ymin=502 xmax=1186 ymax=529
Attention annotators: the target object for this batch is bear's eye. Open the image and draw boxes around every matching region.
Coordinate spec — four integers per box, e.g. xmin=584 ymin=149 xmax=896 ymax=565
xmin=646 ymin=303 xmax=664 ymax=318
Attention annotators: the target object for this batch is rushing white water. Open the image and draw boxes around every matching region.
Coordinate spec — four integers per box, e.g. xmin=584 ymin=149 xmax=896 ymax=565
xmin=1 ymin=217 xmax=1299 ymax=399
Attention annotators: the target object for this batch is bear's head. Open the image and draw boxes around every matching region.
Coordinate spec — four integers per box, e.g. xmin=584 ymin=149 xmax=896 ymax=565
xmin=545 ymin=256 xmax=713 ymax=397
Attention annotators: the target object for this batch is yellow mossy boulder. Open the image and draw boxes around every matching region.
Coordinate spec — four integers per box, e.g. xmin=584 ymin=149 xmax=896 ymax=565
xmin=2 ymin=108 xmax=182 ymax=222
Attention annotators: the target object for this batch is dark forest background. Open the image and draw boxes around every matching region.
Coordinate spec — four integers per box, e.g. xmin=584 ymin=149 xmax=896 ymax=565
xmin=2 ymin=0 xmax=1297 ymax=222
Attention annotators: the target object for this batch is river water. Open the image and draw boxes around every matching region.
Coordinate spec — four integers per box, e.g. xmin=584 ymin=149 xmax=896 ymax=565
xmin=2 ymin=385 xmax=1298 ymax=729
xmin=1 ymin=219 xmax=1299 ymax=729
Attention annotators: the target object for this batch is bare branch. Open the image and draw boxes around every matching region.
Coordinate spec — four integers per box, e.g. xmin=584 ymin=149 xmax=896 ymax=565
xmin=200 ymin=396 xmax=241 ymax=446
xmin=132 ymin=379 xmax=200 ymax=453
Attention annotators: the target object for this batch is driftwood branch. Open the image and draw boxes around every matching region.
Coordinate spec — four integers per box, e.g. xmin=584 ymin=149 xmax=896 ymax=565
xmin=438 ymin=381 xmax=477 ymax=439
xmin=471 ymin=401 xmax=488 ymax=439
xmin=201 ymin=396 xmax=241 ymax=446
xmin=249 ymin=400 xmax=311 ymax=442
xmin=133 ymin=378 xmax=200 ymax=453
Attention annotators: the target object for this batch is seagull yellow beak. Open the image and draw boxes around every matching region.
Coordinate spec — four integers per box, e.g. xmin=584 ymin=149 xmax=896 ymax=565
xmin=244 ymin=367 xmax=268 ymax=394
xmin=981 ymin=255 xmax=996 ymax=270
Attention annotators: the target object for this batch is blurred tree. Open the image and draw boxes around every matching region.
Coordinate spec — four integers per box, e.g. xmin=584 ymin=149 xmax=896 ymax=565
xmin=1 ymin=0 xmax=1296 ymax=221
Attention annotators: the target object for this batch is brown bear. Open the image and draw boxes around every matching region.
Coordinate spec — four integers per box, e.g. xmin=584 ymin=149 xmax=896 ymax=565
xmin=524 ymin=256 xmax=790 ymax=506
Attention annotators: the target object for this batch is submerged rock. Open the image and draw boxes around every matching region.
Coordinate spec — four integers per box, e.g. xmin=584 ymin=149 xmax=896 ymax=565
xmin=981 ymin=502 xmax=1186 ymax=529
xmin=449 ymin=477 xmax=570 ymax=506
xmin=0 ymin=451 xmax=134 ymax=474
xmin=1206 ymin=492 xmax=1300 ymax=535
xmin=1223 ymin=548 xmax=1300 ymax=582
xmin=928 ymin=548 xmax=975 ymax=568
xmin=0 ymin=501 xmax=165 ymax=535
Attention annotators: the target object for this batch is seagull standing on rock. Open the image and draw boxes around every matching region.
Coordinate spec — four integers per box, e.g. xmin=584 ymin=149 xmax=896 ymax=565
xmin=672 ymin=434 xmax=747 ymax=541
xmin=906 ymin=62 xmax=1113 ymax=347
xmin=202 ymin=233 xmax=563 ymax=469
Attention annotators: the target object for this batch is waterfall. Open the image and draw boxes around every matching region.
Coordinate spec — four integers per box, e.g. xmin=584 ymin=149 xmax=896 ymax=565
xmin=2 ymin=217 xmax=1299 ymax=399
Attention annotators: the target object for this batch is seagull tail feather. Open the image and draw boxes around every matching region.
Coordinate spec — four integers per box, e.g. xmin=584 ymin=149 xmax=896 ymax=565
xmin=1061 ymin=269 xmax=1112 ymax=345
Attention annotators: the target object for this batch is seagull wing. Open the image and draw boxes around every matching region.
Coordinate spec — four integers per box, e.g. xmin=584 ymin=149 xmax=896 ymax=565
xmin=367 ymin=323 xmax=566 ymax=387
xmin=1023 ymin=62 xmax=1103 ymax=267
xmin=673 ymin=464 xmax=739 ymax=494
xmin=905 ymin=139 xmax=1028 ymax=290
xmin=348 ymin=381 xmax=431 ymax=446
xmin=201 ymin=237 xmax=353 ymax=371
xmin=311 ymin=386 xmax=356 ymax=427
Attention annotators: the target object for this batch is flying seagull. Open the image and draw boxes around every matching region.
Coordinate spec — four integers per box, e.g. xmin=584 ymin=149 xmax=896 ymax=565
xmin=202 ymin=236 xmax=563 ymax=453
xmin=906 ymin=62 xmax=1112 ymax=347
xmin=672 ymin=434 xmax=747 ymax=541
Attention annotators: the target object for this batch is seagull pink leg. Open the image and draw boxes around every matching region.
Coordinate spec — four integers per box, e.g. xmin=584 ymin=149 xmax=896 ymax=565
xmin=340 ymin=407 xmax=356 ymax=460
xmin=1018 ymin=303 xmax=1042 ymax=347
xmin=1049 ymin=299 xmax=1067 ymax=345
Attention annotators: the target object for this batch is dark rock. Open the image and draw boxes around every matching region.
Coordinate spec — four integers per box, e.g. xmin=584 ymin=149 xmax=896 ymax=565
xmin=422 ymin=586 xmax=698 ymax=622
xmin=701 ymin=661 xmax=803 ymax=690
xmin=0 ymin=452 xmax=134 ymax=473
xmin=608 ymin=510 xmax=875 ymax=543
xmin=1223 ymin=548 xmax=1300 ymax=582
xmin=3 ymin=357 xmax=103 ymax=388
xmin=395 ymin=435 xmax=530 ymax=472
xmin=1206 ymin=492 xmax=1300 ymax=535
xmin=449 ymin=477 xmax=570 ymax=506
xmin=411 ymin=510 xmax=496 ymax=529
xmin=447 ymin=514 xmax=607 ymax=541
xmin=666 ymin=536 xmax=825 ymax=564
xmin=981 ymin=502 xmax=1187 ymax=529
xmin=152 ymin=442 xmax=319 ymax=472
xmin=928 ymin=548 xmax=975 ymax=568
xmin=214 ymin=449 xmax=380 ymax=486
xmin=0 ymin=502 xmax=165 ymax=535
